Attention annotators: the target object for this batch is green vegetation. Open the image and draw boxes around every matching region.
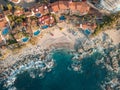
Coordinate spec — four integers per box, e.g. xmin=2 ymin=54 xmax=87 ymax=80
xmin=92 ymin=12 xmax=120 ymax=36
xmin=7 ymin=39 xmax=17 ymax=45
xmin=30 ymin=16 xmax=38 ymax=21
xmin=7 ymin=14 xmax=26 ymax=25
xmin=7 ymin=4 xmax=13 ymax=11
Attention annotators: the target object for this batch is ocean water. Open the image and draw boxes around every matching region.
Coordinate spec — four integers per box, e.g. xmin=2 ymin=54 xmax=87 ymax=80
xmin=0 ymin=50 xmax=118 ymax=90
xmin=0 ymin=49 xmax=116 ymax=90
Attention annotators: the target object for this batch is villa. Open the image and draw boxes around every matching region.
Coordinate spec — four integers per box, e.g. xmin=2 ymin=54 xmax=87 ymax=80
xmin=80 ymin=22 xmax=97 ymax=31
xmin=50 ymin=1 xmax=90 ymax=15
xmin=0 ymin=0 xmax=98 ymax=48
xmin=38 ymin=15 xmax=55 ymax=28
xmin=31 ymin=4 xmax=49 ymax=16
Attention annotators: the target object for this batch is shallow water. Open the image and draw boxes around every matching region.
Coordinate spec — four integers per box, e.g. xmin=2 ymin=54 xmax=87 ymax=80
xmin=0 ymin=49 xmax=116 ymax=90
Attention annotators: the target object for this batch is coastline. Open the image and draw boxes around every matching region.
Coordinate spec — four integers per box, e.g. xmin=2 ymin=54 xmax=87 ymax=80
xmin=0 ymin=22 xmax=120 ymax=89
xmin=0 ymin=22 xmax=120 ymax=73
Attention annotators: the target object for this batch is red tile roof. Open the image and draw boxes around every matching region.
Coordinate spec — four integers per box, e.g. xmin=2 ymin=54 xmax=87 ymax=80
xmin=50 ymin=1 xmax=90 ymax=14
xmin=81 ymin=23 xmax=97 ymax=30
xmin=0 ymin=18 xmax=7 ymax=29
xmin=39 ymin=15 xmax=55 ymax=26
xmin=32 ymin=4 xmax=49 ymax=15
xmin=69 ymin=1 xmax=77 ymax=10
xmin=59 ymin=1 xmax=69 ymax=10
xmin=51 ymin=2 xmax=60 ymax=12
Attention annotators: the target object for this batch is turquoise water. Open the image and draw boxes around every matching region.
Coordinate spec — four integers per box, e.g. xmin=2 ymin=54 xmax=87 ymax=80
xmin=41 ymin=25 xmax=49 ymax=29
xmin=84 ymin=29 xmax=91 ymax=35
xmin=35 ymin=13 xmax=41 ymax=17
xmin=22 ymin=37 xmax=29 ymax=42
xmin=2 ymin=28 xmax=9 ymax=35
xmin=34 ymin=30 xmax=40 ymax=36
xmin=59 ymin=16 xmax=66 ymax=20
xmin=0 ymin=49 xmax=113 ymax=90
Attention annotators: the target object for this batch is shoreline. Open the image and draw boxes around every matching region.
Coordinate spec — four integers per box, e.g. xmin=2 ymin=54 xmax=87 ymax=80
xmin=0 ymin=22 xmax=120 ymax=89
xmin=0 ymin=22 xmax=120 ymax=73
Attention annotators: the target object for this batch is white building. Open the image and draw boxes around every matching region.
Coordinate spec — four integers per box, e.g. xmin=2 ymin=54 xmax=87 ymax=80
xmin=99 ymin=0 xmax=120 ymax=12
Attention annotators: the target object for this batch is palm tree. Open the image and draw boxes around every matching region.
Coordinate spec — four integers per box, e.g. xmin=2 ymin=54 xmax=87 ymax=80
xmin=7 ymin=4 xmax=12 ymax=11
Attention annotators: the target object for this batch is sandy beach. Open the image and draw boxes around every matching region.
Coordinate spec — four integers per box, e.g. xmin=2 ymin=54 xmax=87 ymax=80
xmin=105 ymin=29 xmax=120 ymax=45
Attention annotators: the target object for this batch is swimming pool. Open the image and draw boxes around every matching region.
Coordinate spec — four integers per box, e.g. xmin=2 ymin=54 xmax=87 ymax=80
xmin=2 ymin=28 xmax=9 ymax=35
xmin=41 ymin=25 xmax=48 ymax=29
xmin=84 ymin=29 xmax=91 ymax=35
xmin=59 ymin=16 xmax=66 ymax=20
xmin=35 ymin=13 xmax=41 ymax=17
xmin=22 ymin=37 xmax=29 ymax=42
xmin=34 ymin=30 xmax=40 ymax=36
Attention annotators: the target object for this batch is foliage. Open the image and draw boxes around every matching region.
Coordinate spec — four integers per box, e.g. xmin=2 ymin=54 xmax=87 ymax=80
xmin=92 ymin=11 xmax=120 ymax=36
xmin=30 ymin=16 xmax=38 ymax=21
xmin=7 ymin=39 xmax=17 ymax=45
xmin=7 ymin=4 xmax=12 ymax=11
xmin=14 ymin=6 xmax=23 ymax=10
xmin=7 ymin=14 xmax=26 ymax=24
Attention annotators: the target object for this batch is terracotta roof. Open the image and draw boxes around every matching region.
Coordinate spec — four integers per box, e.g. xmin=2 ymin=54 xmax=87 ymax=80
xmin=77 ymin=2 xmax=90 ymax=13
xmin=51 ymin=2 xmax=60 ymax=12
xmin=32 ymin=4 xmax=49 ymax=15
xmin=0 ymin=18 xmax=7 ymax=29
xmin=50 ymin=1 xmax=90 ymax=13
xmin=59 ymin=1 xmax=69 ymax=10
xmin=81 ymin=23 xmax=97 ymax=30
xmin=69 ymin=2 xmax=77 ymax=10
xmin=39 ymin=15 xmax=55 ymax=26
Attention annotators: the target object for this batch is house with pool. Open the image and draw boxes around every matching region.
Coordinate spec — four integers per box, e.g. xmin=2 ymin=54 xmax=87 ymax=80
xmin=30 ymin=19 xmax=40 ymax=36
xmin=0 ymin=13 xmax=10 ymax=44
xmin=79 ymin=22 xmax=97 ymax=35
xmin=13 ymin=31 xmax=30 ymax=43
xmin=38 ymin=15 xmax=55 ymax=29
xmin=31 ymin=4 xmax=49 ymax=17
